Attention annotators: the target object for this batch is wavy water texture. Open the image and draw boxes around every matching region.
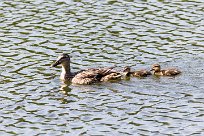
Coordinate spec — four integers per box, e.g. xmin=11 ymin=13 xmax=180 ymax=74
xmin=0 ymin=0 xmax=204 ymax=135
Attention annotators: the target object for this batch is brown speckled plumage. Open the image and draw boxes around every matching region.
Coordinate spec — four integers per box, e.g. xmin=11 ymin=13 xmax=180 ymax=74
xmin=71 ymin=67 xmax=120 ymax=84
xmin=151 ymin=64 xmax=181 ymax=76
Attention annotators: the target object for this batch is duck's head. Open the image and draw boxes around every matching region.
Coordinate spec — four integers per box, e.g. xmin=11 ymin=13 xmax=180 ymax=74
xmin=51 ymin=53 xmax=70 ymax=67
xmin=151 ymin=64 xmax=161 ymax=72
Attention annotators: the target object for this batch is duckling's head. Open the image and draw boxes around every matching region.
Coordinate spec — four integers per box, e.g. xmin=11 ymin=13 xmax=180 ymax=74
xmin=123 ymin=66 xmax=131 ymax=73
xmin=151 ymin=64 xmax=161 ymax=72
xmin=51 ymin=53 xmax=70 ymax=67
xmin=122 ymin=66 xmax=131 ymax=76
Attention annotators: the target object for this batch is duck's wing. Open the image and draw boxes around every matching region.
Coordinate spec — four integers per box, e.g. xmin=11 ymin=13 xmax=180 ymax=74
xmin=71 ymin=71 xmax=98 ymax=85
xmin=88 ymin=66 xmax=117 ymax=76
xmin=96 ymin=68 xmax=114 ymax=76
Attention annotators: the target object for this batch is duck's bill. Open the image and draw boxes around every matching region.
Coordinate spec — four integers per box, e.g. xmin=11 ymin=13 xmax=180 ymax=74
xmin=51 ymin=60 xmax=60 ymax=67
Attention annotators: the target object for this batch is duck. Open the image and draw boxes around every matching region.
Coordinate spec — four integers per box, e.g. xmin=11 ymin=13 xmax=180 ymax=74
xmin=122 ymin=66 xmax=151 ymax=77
xmin=51 ymin=53 xmax=122 ymax=84
xmin=151 ymin=64 xmax=181 ymax=76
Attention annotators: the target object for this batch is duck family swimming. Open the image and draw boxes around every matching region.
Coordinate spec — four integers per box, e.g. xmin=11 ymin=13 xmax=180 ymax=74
xmin=51 ymin=54 xmax=181 ymax=84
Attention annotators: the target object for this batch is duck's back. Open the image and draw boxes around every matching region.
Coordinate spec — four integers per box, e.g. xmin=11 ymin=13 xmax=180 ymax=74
xmin=71 ymin=70 xmax=97 ymax=85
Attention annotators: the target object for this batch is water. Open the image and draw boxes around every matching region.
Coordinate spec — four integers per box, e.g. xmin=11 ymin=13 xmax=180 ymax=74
xmin=0 ymin=0 xmax=204 ymax=135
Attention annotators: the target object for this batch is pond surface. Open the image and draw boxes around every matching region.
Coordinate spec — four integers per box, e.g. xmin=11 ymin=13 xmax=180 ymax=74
xmin=0 ymin=0 xmax=204 ymax=135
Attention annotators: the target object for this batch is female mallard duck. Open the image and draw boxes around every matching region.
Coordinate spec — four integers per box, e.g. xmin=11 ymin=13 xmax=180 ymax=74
xmin=123 ymin=66 xmax=151 ymax=77
xmin=151 ymin=64 xmax=181 ymax=76
xmin=51 ymin=53 xmax=122 ymax=84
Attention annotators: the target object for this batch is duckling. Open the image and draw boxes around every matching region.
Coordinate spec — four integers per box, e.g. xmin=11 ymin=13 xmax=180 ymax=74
xmin=100 ymin=72 xmax=122 ymax=82
xmin=123 ymin=66 xmax=151 ymax=77
xmin=51 ymin=53 xmax=121 ymax=84
xmin=151 ymin=64 xmax=181 ymax=76
xmin=132 ymin=69 xmax=151 ymax=77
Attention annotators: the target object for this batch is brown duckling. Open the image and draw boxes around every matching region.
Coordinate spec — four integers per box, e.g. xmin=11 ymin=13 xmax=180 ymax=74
xmin=151 ymin=64 xmax=181 ymax=76
xmin=123 ymin=66 xmax=151 ymax=77
xmin=100 ymin=73 xmax=122 ymax=82
xmin=51 ymin=53 xmax=121 ymax=84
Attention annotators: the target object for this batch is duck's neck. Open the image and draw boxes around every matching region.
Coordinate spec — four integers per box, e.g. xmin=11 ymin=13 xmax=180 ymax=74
xmin=60 ymin=62 xmax=71 ymax=80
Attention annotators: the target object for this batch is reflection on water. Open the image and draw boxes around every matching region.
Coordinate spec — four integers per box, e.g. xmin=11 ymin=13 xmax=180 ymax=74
xmin=0 ymin=0 xmax=204 ymax=135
